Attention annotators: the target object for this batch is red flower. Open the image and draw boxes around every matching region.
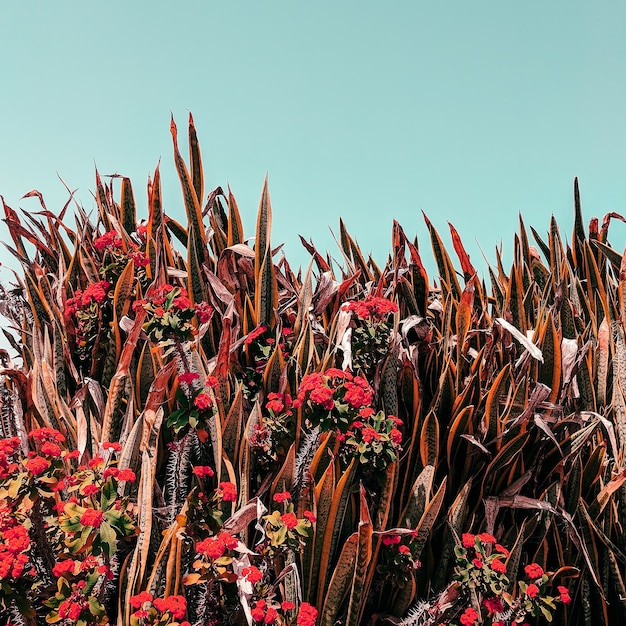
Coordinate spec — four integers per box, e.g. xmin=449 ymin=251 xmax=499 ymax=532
xmin=490 ymin=558 xmax=507 ymax=574
xmin=24 ymin=456 xmax=50 ymax=475
xmin=218 ymin=482 xmax=237 ymax=502
xmin=273 ymin=491 xmax=291 ymax=503
xmin=558 ymin=585 xmax=571 ymax=604
xmin=192 ymin=465 xmax=214 ymax=478
xmin=264 ymin=607 xmax=278 ymax=624
xmin=103 ymin=442 xmax=122 ymax=451
xmin=103 ymin=467 xmax=120 ymax=479
xmin=477 ymin=532 xmax=496 ymax=544
xmin=251 ymin=606 xmax=265 ymax=622
xmin=245 ymin=325 xmax=267 ymax=344
xmin=30 ymin=427 xmax=65 ymax=443
xmin=459 ymin=606 xmax=479 ymax=626
xmin=195 ymin=301 xmax=213 ymax=323
xmin=282 ymin=601 xmax=295 ymax=611
xmin=80 ymin=509 xmax=103 ymax=528
xmin=303 ymin=510 xmax=316 ymax=523
xmin=40 ymin=441 xmax=62 ymax=457
xmin=153 ymin=595 xmax=186 ymax=620
xmin=217 ymin=531 xmax=239 ymax=550
xmin=382 ymin=534 xmax=401 ymax=546
xmin=483 ymin=596 xmax=504 ymax=615
xmin=52 ymin=560 xmax=76 ymax=578
xmin=82 ymin=484 xmax=99 ymax=496
xmin=117 ymin=469 xmax=136 ymax=482
xmin=196 ymin=537 xmax=225 ymax=559
xmin=524 ymin=563 xmax=544 ymax=579
xmin=462 ymin=533 xmax=475 ymax=548
xmin=179 ymin=372 xmax=200 ymax=385
xmin=495 ymin=543 xmax=510 ymax=557
xmin=472 ymin=558 xmax=483 ymax=569
xmin=398 ymin=545 xmax=411 ymax=554
xmin=281 ymin=512 xmax=299 ymax=530
xmin=194 ymin=393 xmax=213 ymax=411
xmin=173 ymin=295 xmax=192 ymax=310
xmin=296 ymin=602 xmax=318 ymax=626
xmin=526 ymin=583 xmax=540 ymax=598
xmin=3 ymin=526 xmax=30 ymax=553
xmin=88 ymin=456 xmax=105 ymax=469
xmin=242 ymin=565 xmax=263 ymax=583
xmin=94 ymin=230 xmax=122 ymax=251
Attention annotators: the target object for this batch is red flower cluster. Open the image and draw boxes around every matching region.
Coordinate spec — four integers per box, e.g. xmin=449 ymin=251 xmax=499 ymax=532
xmin=295 ymin=369 xmax=374 ymax=433
xmin=196 ymin=531 xmax=238 ymax=560
xmin=192 ymin=465 xmax=214 ymax=478
xmin=266 ymin=392 xmax=293 ymax=415
xmin=273 ymin=490 xmax=291 ymax=503
xmin=217 ymin=481 xmax=237 ymax=502
xmin=0 ymin=523 xmax=30 ymax=580
xmin=153 ymin=595 xmax=187 ymax=620
xmin=65 ymin=280 xmax=111 ymax=315
xmin=346 ymin=295 xmax=398 ymax=321
xmin=79 ymin=509 xmax=104 ymax=528
xmin=242 ymin=565 xmax=263 ymax=583
xmin=296 ymin=602 xmax=318 ymax=626
xmin=245 ymin=325 xmax=268 ymax=345
xmin=459 ymin=606 xmax=479 ymax=625
xmin=524 ymin=563 xmax=544 ymax=579
xmin=93 ymin=230 xmax=122 ymax=251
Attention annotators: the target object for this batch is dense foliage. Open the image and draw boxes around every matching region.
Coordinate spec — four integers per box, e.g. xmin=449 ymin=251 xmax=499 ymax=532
xmin=0 ymin=115 xmax=624 ymax=625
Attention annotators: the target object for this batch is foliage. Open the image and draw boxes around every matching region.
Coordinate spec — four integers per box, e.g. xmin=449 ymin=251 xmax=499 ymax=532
xmin=0 ymin=115 xmax=625 ymax=625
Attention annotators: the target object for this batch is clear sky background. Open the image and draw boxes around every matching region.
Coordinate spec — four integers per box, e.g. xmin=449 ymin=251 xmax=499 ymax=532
xmin=1 ymin=1 xmax=625 ymax=278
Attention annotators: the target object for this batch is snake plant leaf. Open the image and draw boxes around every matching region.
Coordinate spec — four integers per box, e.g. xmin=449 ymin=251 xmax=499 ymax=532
xmin=188 ymin=112 xmax=204 ymax=208
xmin=423 ymin=212 xmax=461 ymax=300
xmin=346 ymin=484 xmax=373 ymax=626
xmin=227 ymin=187 xmax=244 ymax=247
xmin=449 ymin=222 xmax=476 ymax=282
xmin=316 ymin=459 xmax=356 ymax=609
xmin=309 ymin=459 xmax=336 ymax=602
xmin=170 ymin=115 xmax=206 ymax=254
xmin=320 ymin=533 xmax=358 ymax=626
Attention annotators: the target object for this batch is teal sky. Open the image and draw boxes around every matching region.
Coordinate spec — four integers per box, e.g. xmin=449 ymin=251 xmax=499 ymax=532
xmin=2 ymin=1 xmax=625 ymax=277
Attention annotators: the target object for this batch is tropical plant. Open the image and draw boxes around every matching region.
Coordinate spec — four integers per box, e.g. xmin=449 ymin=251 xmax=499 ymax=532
xmin=0 ymin=114 xmax=624 ymax=626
